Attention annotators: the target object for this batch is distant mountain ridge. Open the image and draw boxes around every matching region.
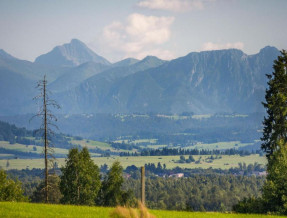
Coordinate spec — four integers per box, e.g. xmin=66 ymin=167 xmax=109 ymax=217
xmin=0 ymin=39 xmax=281 ymax=115
xmin=35 ymin=39 xmax=110 ymax=67
xmin=53 ymin=46 xmax=279 ymax=114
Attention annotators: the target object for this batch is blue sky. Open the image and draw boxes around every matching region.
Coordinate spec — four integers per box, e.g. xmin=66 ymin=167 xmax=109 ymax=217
xmin=0 ymin=0 xmax=286 ymax=62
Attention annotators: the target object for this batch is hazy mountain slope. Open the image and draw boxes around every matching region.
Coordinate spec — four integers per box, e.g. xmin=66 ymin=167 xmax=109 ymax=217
xmin=54 ymin=56 xmax=166 ymax=113
xmin=105 ymin=47 xmax=278 ymax=114
xmin=35 ymin=39 xmax=110 ymax=67
xmin=48 ymin=62 xmax=109 ymax=93
xmin=0 ymin=49 xmax=70 ymax=81
xmin=89 ymin=55 xmax=165 ymax=82
xmin=112 ymin=58 xmax=139 ymax=67
xmin=55 ymin=47 xmax=279 ymax=114
xmin=0 ymin=45 xmax=280 ymax=116
xmin=0 ymin=67 xmax=35 ymax=115
xmin=48 ymin=56 xmax=162 ymax=94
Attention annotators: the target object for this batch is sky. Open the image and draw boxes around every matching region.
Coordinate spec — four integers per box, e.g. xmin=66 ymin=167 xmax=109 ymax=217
xmin=0 ymin=0 xmax=286 ymax=63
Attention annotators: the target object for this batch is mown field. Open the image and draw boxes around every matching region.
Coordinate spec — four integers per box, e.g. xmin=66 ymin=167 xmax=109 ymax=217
xmin=0 ymin=202 xmax=283 ymax=218
xmin=185 ymin=141 xmax=254 ymax=150
xmin=0 ymin=139 xmax=131 ymax=158
xmin=0 ymin=141 xmax=69 ymax=155
xmin=0 ymin=154 xmax=266 ymax=170
xmin=0 ymin=136 xmax=259 ymax=161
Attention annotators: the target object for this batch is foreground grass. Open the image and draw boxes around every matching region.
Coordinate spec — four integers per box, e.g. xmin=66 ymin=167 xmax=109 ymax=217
xmin=0 ymin=202 xmax=284 ymax=218
xmin=0 ymin=202 xmax=113 ymax=217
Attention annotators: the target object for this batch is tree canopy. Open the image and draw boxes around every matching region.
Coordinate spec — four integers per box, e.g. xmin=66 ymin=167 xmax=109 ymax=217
xmin=99 ymin=161 xmax=134 ymax=207
xmin=60 ymin=147 xmax=101 ymax=205
xmin=31 ymin=174 xmax=62 ymax=204
xmin=0 ymin=169 xmax=27 ymax=202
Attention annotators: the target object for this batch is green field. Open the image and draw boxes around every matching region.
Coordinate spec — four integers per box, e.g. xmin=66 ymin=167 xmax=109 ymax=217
xmin=0 ymin=202 xmax=283 ymax=218
xmin=0 ymin=138 xmax=135 ymax=159
xmin=0 ymin=154 xmax=267 ymax=170
xmin=112 ymin=137 xmax=255 ymax=151
xmin=71 ymin=139 xmax=111 ymax=150
xmin=93 ymin=154 xmax=267 ymax=169
xmin=146 ymin=141 xmax=253 ymax=150
xmin=0 ymin=136 xmax=259 ymax=160
xmin=114 ymin=138 xmax=158 ymax=145
xmin=0 ymin=141 xmax=69 ymax=155
xmin=185 ymin=141 xmax=254 ymax=150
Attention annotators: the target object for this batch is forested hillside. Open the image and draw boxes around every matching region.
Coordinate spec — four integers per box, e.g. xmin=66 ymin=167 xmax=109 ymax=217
xmin=0 ymin=113 xmax=263 ymax=151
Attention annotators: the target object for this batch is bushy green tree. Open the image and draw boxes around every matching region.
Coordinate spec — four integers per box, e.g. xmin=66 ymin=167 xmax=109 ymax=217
xmin=99 ymin=161 xmax=134 ymax=206
xmin=232 ymin=197 xmax=265 ymax=214
xmin=31 ymin=174 xmax=62 ymax=204
xmin=0 ymin=169 xmax=27 ymax=202
xmin=60 ymin=147 xmax=101 ymax=205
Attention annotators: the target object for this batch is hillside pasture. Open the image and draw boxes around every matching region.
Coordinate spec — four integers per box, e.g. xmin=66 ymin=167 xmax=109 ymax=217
xmin=71 ymin=139 xmax=111 ymax=150
xmin=0 ymin=141 xmax=69 ymax=156
xmin=185 ymin=141 xmax=254 ymax=150
xmin=0 ymin=154 xmax=266 ymax=170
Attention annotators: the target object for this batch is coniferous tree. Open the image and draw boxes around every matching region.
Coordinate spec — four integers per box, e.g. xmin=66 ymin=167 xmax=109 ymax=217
xmin=261 ymin=50 xmax=287 ymax=159
xmin=99 ymin=161 xmax=134 ymax=206
xmin=262 ymin=140 xmax=287 ymax=213
xmin=60 ymin=147 xmax=101 ymax=205
xmin=261 ymin=50 xmax=287 ymax=214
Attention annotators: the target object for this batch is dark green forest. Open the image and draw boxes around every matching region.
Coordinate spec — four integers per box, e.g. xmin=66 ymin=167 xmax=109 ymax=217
xmin=4 ymin=160 xmax=266 ymax=212
xmin=124 ymin=175 xmax=265 ymax=211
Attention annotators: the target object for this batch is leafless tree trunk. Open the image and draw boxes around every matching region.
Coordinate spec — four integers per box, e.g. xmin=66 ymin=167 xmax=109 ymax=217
xmin=31 ymin=75 xmax=60 ymax=203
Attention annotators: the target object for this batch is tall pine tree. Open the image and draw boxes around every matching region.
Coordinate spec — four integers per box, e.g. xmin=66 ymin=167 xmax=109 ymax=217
xmin=261 ymin=50 xmax=287 ymax=159
xmin=261 ymin=50 xmax=287 ymax=214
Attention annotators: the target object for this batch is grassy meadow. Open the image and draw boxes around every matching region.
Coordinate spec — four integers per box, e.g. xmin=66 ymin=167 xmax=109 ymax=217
xmin=0 ymin=141 xmax=69 ymax=155
xmin=0 ymin=154 xmax=266 ymax=170
xmin=185 ymin=141 xmax=254 ymax=150
xmin=71 ymin=139 xmax=111 ymax=150
xmin=0 ymin=202 xmax=284 ymax=218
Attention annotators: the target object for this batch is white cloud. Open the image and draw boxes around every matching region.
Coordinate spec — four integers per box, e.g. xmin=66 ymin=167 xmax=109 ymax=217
xmin=137 ymin=0 xmax=204 ymax=12
xmin=201 ymin=42 xmax=244 ymax=51
xmin=98 ymin=13 xmax=175 ymax=61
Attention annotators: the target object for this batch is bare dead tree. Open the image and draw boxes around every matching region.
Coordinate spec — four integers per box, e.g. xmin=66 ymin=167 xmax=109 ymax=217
xmin=31 ymin=75 xmax=60 ymax=203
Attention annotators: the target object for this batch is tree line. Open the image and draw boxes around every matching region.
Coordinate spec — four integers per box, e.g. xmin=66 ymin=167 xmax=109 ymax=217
xmin=120 ymin=147 xmax=262 ymax=157
xmin=1 ymin=147 xmax=135 ymax=206
xmin=33 ymin=147 xmax=135 ymax=206
xmin=123 ymin=174 xmax=265 ymax=211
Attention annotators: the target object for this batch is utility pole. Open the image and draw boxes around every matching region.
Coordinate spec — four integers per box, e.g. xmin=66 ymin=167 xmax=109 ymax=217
xmin=141 ymin=166 xmax=145 ymax=205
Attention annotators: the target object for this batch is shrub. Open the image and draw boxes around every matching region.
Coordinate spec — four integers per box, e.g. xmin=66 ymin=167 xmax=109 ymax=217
xmin=232 ymin=197 xmax=265 ymax=214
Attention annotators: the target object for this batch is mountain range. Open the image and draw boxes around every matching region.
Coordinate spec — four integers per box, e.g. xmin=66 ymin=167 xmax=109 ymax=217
xmin=0 ymin=39 xmax=280 ymax=116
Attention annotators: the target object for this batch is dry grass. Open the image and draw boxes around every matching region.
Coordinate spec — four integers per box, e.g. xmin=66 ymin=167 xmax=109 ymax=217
xmin=110 ymin=202 xmax=155 ymax=218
